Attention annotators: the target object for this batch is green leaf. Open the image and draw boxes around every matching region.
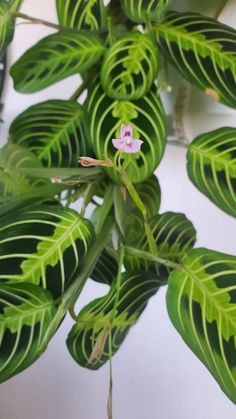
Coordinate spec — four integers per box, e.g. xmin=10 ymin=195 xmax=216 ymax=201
xmin=0 ymin=0 xmax=14 ymax=56
xmin=8 ymin=0 xmax=22 ymax=12
xmin=9 ymin=100 xmax=92 ymax=167
xmin=113 ymin=174 xmax=161 ymax=240
xmin=10 ymin=31 xmax=105 ymax=93
xmin=0 ymin=282 xmax=56 ymax=383
xmin=90 ymin=249 xmax=118 ymax=285
xmin=66 ymin=270 xmax=161 ymax=369
xmin=124 ymin=211 xmax=196 ymax=281
xmin=121 ymin=0 xmax=172 ymax=23
xmin=0 ymin=205 xmax=95 ymax=298
xmin=187 ymin=127 xmax=236 ymax=218
xmin=100 ymin=31 xmax=159 ymax=100
xmin=0 ymin=143 xmax=46 ymax=202
xmin=156 ymin=11 xmax=236 ymax=108
xmin=86 ymin=82 xmax=166 ymax=183
xmin=167 ymin=248 xmax=236 ymax=404
xmin=56 ymin=0 xmax=107 ymax=30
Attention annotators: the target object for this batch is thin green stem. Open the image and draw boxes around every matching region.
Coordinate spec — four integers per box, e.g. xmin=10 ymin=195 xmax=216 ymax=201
xmin=107 ymin=330 xmax=113 ymax=419
xmin=70 ymin=79 xmax=90 ymax=101
xmin=95 ymin=184 xmax=114 ymax=234
xmin=125 ymin=246 xmax=182 ymax=270
xmin=12 ymin=11 xmax=108 ymax=34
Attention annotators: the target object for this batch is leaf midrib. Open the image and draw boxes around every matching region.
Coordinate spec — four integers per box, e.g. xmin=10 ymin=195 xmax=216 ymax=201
xmin=157 ymin=23 xmax=236 ymax=70
xmin=184 ymin=265 xmax=236 ymax=337
xmin=190 ymin=145 xmax=236 ymax=171
xmin=20 ymin=216 xmax=81 ymax=282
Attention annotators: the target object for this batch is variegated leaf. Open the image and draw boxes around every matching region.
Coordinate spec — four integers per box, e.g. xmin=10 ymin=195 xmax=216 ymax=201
xmin=124 ymin=211 xmax=196 ymax=281
xmin=156 ymin=11 xmax=236 ymax=108
xmin=121 ymin=0 xmax=172 ymax=23
xmin=167 ymin=248 xmax=236 ymax=404
xmin=67 ymin=270 xmax=161 ymax=369
xmin=10 ymin=31 xmax=105 ymax=93
xmin=90 ymin=249 xmax=118 ymax=285
xmin=0 ymin=0 xmax=14 ymax=56
xmin=187 ymin=127 xmax=236 ymax=218
xmin=0 ymin=205 xmax=95 ymax=298
xmin=0 ymin=143 xmax=46 ymax=202
xmin=0 ymin=282 xmax=56 ymax=383
xmin=100 ymin=31 xmax=159 ymax=100
xmin=86 ymin=83 xmax=166 ymax=183
xmin=56 ymin=0 xmax=107 ymax=30
xmin=9 ymin=100 xmax=91 ymax=167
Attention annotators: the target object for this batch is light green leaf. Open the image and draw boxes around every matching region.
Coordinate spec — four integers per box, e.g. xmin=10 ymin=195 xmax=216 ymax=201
xmin=121 ymin=0 xmax=172 ymax=23
xmin=100 ymin=31 xmax=159 ymax=100
xmin=0 ymin=0 xmax=14 ymax=56
xmin=167 ymin=248 xmax=236 ymax=404
xmin=86 ymin=82 xmax=166 ymax=183
xmin=0 ymin=143 xmax=46 ymax=202
xmin=10 ymin=31 xmax=105 ymax=93
xmin=0 ymin=205 xmax=95 ymax=298
xmin=187 ymin=127 xmax=236 ymax=218
xmin=9 ymin=100 xmax=92 ymax=167
xmin=67 ymin=270 xmax=161 ymax=369
xmin=0 ymin=282 xmax=56 ymax=383
xmin=156 ymin=11 xmax=236 ymax=108
xmin=124 ymin=211 xmax=196 ymax=281
xmin=56 ymin=0 xmax=107 ymax=30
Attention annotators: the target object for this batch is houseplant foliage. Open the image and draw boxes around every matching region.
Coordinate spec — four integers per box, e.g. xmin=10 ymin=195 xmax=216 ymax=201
xmin=0 ymin=0 xmax=236 ymax=414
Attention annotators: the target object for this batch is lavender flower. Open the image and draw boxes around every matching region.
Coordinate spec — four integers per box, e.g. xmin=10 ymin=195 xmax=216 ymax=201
xmin=112 ymin=125 xmax=143 ymax=154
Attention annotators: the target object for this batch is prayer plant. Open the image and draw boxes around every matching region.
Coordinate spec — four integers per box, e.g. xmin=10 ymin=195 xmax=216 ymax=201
xmin=0 ymin=0 xmax=236 ymax=416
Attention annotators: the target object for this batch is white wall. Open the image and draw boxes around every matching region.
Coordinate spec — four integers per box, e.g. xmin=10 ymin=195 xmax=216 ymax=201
xmin=0 ymin=1 xmax=236 ymax=419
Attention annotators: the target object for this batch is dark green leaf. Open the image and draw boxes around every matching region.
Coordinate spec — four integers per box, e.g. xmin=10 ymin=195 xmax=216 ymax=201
xmin=86 ymin=83 xmax=166 ymax=183
xmin=124 ymin=211 xmax=196 ymax=281
xmin=187 ymin=127 xmax=236 ymax=218
xmin=0 ymin=205 xmax=95 ymax=298
xmin=167 ymin=248 xmax=236 ymax=404
xmin=0 ymin=0 xmax=14 ymax=56
xmin=0 ymin=282 xmax=56 ymax=383
xmin=100 ymin=31 xmax=159 ymax=100
xmin=157 ymin=11 xmax=236 ymax=108
xmin=121 ymin=0 xmax=172 ymax=23
xmin=67 ymin=270 xmax=161 ymax=369
xmin=56 ymin=0 xmax=107 ymax=30
xmin=10 ymin=31 xmax=105 ymax=93
xmin=90 ymin=249 xmax=118 ymax=285
xmin=10 ymin=100 xmax=91 ymax=167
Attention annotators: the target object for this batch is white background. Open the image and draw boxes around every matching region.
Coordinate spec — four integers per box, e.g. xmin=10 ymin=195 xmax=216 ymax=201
xmin=0 ymin=1 xmax=236 ymax=418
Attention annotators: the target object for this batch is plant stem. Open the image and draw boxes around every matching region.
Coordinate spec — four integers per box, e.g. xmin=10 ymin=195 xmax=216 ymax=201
xmin=70 ymin=79 xmax=90 ymax=101
xmin=107 ymin=330 xmax=113 ymax=419
xmin=12 ymin=11 xmax=108 ymax=34
xmin=125 ymin=246 xmax=182 ymax=270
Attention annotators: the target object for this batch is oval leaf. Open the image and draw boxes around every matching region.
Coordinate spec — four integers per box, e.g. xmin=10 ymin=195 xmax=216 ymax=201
xmin=56 ymin=0 xmax=107 ymax=30
xmin=187 ymin=127 xmax=236 ymax=218
xmin=125 ymin=211 xmax=196 ymax=281
xmin=90 ymin=249 xmax=118 ymax=285
xmin=86 ymin=83 xmax=166 ymax=183
xmin=0 ymin=205 xmax=95 ymax=298
xmin=101 ymin=31 xmax=159 ymax=100
xmin=67 ymin=270 xmax=161 ymax=369
xmin=10 ymin=31 xmax=105 ymax=93
xmin=9 ymin=100 xmax=91 ymax=167
xmin=0 ymin=0 xmax=14 ymax=56
xmin=0 ymin=282 xmax=56 ymax=383
xmin=121 ymin=0 xmax=172 ymax=23
xmin=157 ymin=11 xmax=236 ymax=108
xmin=167 ymin=248 xmax=236 ymax=404
xmin=0 ymin=143 xmax=46 ymax=202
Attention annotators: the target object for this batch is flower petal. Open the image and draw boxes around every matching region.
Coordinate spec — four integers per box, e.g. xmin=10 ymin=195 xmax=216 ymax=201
xmin=112 ymin=138 xmax=125 ymax=151
xmin=120 ymin=124 xmax=133 ymax=141
xmin=123 ymin=139 xmax=143 ymax=154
